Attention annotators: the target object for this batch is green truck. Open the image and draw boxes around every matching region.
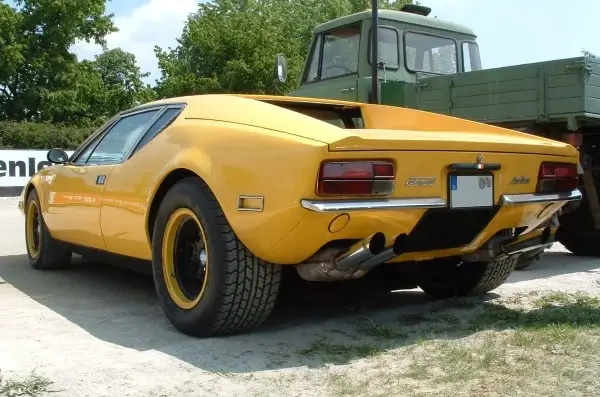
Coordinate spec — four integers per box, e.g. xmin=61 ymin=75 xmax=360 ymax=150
xmin=276 ymin=4 xmax=600 ymax=265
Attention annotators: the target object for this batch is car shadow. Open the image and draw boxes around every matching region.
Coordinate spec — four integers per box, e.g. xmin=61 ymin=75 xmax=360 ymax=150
xmin=505 ymin=250 xmax=600 ymax=284
xmin=0 ymin=252 xmax=598 ymax=374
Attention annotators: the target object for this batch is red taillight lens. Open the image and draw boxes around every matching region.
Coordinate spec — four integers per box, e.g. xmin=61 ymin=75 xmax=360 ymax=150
xmin=317 ymin=161 xmax=395 ymax=196
xmin=536 ymin=162 xmax=579 ymax=193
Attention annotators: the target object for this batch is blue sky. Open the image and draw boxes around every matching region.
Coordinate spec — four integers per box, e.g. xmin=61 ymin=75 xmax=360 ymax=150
xmin=7 ymin=0 xmax=600 ymax=85
xmin=106 ymin=0 xmax=149 ymax=14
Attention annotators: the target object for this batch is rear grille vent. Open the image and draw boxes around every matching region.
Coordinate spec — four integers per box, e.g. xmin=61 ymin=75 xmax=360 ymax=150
xmin=406 ymin=207 xmax=500 ymax=252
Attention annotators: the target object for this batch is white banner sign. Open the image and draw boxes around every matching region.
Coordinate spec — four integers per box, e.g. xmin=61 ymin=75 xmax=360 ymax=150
xmin=0 ymin=150 xmax=75 ymax=187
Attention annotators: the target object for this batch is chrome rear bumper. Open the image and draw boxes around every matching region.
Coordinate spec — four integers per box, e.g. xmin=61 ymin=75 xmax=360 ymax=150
xmin=301 ymin=188 xmax=582 ymax=212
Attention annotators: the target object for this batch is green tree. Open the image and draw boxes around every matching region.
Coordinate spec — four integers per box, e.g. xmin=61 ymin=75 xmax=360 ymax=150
xmin=0 ymin=0 xmax=117 ymax=122
xmin=153 ymin=0 xmax=413 ymax=98
xmin=42 ymin=47 xmax=156 ymax=125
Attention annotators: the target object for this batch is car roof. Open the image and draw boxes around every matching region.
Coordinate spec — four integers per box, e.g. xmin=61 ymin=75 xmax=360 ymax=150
xmin=314 ymin=8 xmax=476 ymax=37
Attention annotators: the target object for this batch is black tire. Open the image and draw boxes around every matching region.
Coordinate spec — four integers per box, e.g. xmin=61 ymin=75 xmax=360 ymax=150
xmin=417 ymin=256 xmax=519 ymax=299
xmin=151 ymin=177 xmax=282 ymax=337
xmin=24 ymin=189 xmax=72 ymax=270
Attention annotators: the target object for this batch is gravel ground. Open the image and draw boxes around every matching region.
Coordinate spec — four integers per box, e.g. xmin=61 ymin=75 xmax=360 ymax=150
xmin=1 ymin=197 xmax=599 ymax=397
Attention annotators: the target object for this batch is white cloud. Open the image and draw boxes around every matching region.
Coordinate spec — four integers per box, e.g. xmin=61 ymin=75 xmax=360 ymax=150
xmin=71 ymin=0 xmax=198 ymax=84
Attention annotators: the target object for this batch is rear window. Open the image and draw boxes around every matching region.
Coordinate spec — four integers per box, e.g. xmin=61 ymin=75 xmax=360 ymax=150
xmin=263 ymin=101 xmax=364 ymax=129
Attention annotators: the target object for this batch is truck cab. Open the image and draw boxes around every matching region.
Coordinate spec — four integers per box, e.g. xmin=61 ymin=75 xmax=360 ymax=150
xmin=288 ymin=5 xmax=482 ymax=103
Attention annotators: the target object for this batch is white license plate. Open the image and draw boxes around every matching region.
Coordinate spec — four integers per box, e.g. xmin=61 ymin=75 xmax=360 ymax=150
xmin=449 ymin=174 xmax=494 ymax=208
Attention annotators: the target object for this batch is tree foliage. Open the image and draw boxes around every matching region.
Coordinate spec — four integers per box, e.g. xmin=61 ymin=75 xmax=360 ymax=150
xmin=0 ymin=0 xmax=420 ymax=148
xmin=153 ymin=0 xmax=413 ymax=98
xmin=0 ymin=0 xmax=154 ymax=129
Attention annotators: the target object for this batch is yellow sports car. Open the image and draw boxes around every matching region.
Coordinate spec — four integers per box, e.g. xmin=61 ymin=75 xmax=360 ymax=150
xmin=18 ymin=94 xmax=581 ymax=337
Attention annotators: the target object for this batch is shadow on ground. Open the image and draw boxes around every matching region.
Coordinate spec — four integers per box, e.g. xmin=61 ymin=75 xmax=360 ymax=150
xmin=0 ymin=250 xmax=598 ymax=374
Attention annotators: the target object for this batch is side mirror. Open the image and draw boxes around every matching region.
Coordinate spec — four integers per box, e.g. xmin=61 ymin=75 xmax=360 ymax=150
xmin=276 ymin=54 xmax=288 ymax=83
xmin=47 ymin=148 xmax=69 ymax=164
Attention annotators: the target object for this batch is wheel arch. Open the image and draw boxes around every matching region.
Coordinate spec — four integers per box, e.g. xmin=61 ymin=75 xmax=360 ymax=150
xmin=146 ymin=168 xmax=206 ymax=244
xmin=20 ymin=178 xmax=42 ymax=215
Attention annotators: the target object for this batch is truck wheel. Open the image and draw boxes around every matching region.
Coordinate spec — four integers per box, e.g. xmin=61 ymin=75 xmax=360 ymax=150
xmin=151 ymin=177 xmax=282 ymax=337
xmin=417 ymin=256 xmax=519 ymax=299
xmin=24 ymin=189 xmax=72 ymax=270
xmin=556 ymin=199 xmax=600 ymax=256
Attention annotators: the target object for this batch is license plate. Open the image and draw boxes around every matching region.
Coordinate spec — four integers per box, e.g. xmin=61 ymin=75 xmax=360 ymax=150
xmin=449 ymin=174 xmax=494 ymax=208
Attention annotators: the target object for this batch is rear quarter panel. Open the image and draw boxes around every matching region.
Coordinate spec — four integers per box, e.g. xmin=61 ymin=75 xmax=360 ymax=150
xmin=100 ymin=117 xmax=330 ymax=261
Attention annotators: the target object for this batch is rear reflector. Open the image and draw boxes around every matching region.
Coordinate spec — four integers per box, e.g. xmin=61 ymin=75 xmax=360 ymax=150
xmin=317 ymin=161 xmax=395 ymax=196
xmin=536 ymin=162 xmax=579 ymax=193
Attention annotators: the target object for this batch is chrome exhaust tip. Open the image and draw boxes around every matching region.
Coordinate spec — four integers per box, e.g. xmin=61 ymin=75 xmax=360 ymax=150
xmin=335 ymin=232 xmax=387 ymax=270
xmin=358 ymin=233 xmax=409 ymax=271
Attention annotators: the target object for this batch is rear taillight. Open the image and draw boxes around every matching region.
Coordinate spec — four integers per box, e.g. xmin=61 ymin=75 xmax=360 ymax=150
xmin=536 ymin=162 xmax=579 ymax=193
xmin=317 ymin=161 xmax=395 ymax=196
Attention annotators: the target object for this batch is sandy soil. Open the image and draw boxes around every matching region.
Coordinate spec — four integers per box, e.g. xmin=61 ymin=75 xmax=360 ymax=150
xmin=1 ymin=196 xmax=599 ymax=397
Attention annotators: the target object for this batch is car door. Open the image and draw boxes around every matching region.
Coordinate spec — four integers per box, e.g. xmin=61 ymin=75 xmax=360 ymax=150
xmin=44 ymin=108 xmax=163 ymax=250
xmin=289 ymin=23 xmax=361 ymax=102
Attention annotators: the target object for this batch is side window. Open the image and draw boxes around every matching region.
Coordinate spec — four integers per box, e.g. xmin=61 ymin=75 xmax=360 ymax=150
xmin=369 ymin=27 xmax=400 ymax=69
xmin=133 ymin=107 xmax=183 ymax=154
xmin=70 ymin=118 xmax=118 ymax=164
xmin=86 ymin=109 xmax=160 ymax=164
xmin=304 ymin=35 xmax=322 ymax=83
xmin=320 ymin=24 xmax=361 ymax=80
xmin=462 ymin=41 xmax=482 ymax=72
xmin=404 ymin=32 xmax=457 ymax=75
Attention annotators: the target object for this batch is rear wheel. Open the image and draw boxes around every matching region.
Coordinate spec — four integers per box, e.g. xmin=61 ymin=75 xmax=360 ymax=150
xmin=417 ymin=256 xmax=519 ymax=299
xmin=24 ymin=189 xmax=72 ymax=269
xmin=151 ymin=177 xmax=282 ymax=337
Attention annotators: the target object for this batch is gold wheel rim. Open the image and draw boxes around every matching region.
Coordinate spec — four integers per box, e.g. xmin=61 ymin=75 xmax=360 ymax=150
xmin=26 ymin=199 xmax=41 ymax=259
xmin=162 ymin=208 xmax=209 ymax=310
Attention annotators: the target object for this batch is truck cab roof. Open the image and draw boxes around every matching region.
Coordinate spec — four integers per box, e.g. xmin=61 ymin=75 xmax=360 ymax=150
xmin=313 ymin=8 xmax=476 ymax=37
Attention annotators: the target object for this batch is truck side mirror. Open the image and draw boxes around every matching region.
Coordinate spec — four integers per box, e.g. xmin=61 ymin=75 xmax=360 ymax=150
xmin=276 ymin=54 xmax=288 ymax=83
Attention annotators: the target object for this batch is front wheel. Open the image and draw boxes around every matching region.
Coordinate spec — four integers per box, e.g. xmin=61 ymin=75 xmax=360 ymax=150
xmin=417 ymin=256 xmax=519 ymax=299
xmin=151 ymin=177 xmax=282 ymax=337
xmin=24 ymin=189 xmax=72 ymax=270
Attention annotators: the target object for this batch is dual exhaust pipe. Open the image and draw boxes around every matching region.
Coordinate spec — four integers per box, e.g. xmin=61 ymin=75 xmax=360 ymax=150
xmin=330 ymin=224 xmax=554 ymax=272
xmin=332 ymin=231 xmax=410 ymax=272
xmin=299 ymin=225 xmax=555 ymax=283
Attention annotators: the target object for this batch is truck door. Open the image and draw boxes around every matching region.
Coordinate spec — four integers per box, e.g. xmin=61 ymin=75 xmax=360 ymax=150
xmin=289 ymin=23 xmax=361 ymax=102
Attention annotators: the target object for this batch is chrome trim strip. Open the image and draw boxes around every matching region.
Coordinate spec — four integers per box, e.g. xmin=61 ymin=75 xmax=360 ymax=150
xmin=501 ymin=189 xmax=582 ymax=205
xmin=300 ymin=197 xmax=446 ymax=212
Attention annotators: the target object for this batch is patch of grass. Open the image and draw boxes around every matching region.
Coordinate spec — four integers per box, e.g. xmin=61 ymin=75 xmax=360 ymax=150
xmin=472 ymin=290 xmax=600 ymax=331
xmin=356 ymin=317 xmax=408 ymax=340
xmin=308 ymin=292 xmax=600 ymax=397
xmin=298 ymin=337 xmax=383 ymax=362
xmin=0 ymin=370 xmax=55 ymax=397
xmin=397 ymin=313 xmax=427 ymax=325
xmin=430 ymin=296 xmax=480 ymax=313
xmin=435 ymin=313 xmax=461 ymax=325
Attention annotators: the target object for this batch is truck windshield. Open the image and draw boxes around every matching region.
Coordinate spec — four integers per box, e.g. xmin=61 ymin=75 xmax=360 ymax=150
xmin=404 ymin=32 xmax=457 ymax=75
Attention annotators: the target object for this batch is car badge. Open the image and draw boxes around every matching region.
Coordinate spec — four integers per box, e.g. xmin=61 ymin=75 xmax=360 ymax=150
xmin=475 ymin=154 xmax=484 ymax=170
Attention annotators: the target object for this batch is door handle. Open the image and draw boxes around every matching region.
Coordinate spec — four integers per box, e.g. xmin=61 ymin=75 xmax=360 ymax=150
xmin=340 ymin=87 xmax=355 ymax=92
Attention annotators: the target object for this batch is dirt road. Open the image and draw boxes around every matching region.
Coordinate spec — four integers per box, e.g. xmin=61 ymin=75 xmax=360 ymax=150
xmin=1 ymin=197 xmax=599 ymax=397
